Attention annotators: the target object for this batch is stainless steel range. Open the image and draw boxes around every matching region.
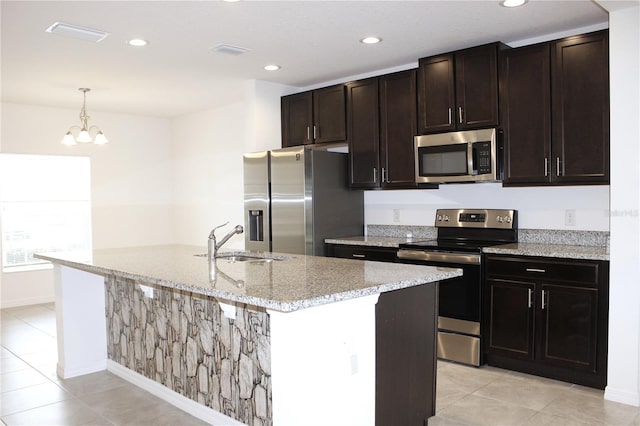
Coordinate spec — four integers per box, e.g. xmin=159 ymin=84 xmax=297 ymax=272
xmin=397 ymin=208 xmax=518 ymax=367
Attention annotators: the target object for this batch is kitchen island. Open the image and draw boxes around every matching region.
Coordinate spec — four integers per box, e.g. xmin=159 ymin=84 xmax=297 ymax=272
xmin=35 ymin=245 xmax=462 ymax=426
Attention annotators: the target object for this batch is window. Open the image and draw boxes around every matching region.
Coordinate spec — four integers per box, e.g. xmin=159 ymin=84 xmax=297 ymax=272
xmin=0 ymin=154 xmax=92 ymax=272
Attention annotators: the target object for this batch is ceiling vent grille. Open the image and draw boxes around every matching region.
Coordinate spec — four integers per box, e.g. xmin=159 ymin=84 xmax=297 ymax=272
xmin=211 ymin=44 xmax=250 ymax=56
xmin=46 ymin=22 xmax=109 ymax=42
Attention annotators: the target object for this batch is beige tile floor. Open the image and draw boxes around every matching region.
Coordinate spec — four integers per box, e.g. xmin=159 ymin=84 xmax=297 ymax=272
xmin=2 ymin=303 xmax=640 ymax=426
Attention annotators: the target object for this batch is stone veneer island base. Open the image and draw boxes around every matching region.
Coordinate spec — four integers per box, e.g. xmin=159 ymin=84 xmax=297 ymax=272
xmin=37 ymin=245 xmax=462 ymax=426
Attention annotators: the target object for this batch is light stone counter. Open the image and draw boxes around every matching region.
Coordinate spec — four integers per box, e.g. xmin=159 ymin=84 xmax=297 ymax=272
xmin=36 ymin=244 xmax=461 ymax=313
xmin=483 ymin=242 xmax=609 ymax=261
xmin=36 ymin=245 xmax=460 ymax=426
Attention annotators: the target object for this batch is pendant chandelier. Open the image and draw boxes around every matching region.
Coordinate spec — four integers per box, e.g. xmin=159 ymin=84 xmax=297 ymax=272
xmin=61 ymin=88 xmax=108 ymax=146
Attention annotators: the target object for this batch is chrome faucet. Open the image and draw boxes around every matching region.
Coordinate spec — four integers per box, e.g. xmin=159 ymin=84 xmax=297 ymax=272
xmin=208 ymin=222 xmax=244 ymax=262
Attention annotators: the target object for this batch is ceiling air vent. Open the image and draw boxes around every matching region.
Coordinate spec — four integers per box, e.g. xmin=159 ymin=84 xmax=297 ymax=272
xmin=46 ymin=22 xmax=109 ymax=42
xmin=211 ymin=44 xmax=250 ymax=56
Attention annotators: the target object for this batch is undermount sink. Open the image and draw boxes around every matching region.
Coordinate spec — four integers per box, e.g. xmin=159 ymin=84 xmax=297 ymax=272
xmin=194 ymin=252 xmax=290 ymax=263
xmin=217 ymin=254 xmax=279 ymax=263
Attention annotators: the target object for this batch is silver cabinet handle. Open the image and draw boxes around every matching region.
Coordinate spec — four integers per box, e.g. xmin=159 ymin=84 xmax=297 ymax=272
xmin=526 ymin=268 xmax=546 ymax=273
xmin=541 ymin=290 xmax=547 ymax=310
xmin=381 ymin=167 xmax=387 ymax=183
xmin=306 ymin=126 xmax=311 ymax=141
xmin=313 ymin=125 xmax=317 ymax=140
xmin=556 ymin=157 xmax=561 ymax=176
xmin=458 ymin=106 xmax=463 ymax=124
xmin=352 ymin=254 xmax=366 ymax=258
xmin=544 ymin=158 xmax=548 ymax=177
xmin=528 ymin=288 xmax=533 ymax=309
xmin=448 ymin=108 xmax=452 ymax=125
xmin=373 ymin=167 xmax=377 ymax=183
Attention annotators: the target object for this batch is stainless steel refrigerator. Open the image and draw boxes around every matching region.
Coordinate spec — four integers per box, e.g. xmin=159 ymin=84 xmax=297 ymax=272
xmin=243 ymin=146 xmax=364 ymax=256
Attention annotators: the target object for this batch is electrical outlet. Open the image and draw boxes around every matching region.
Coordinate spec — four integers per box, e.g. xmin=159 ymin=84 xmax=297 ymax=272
xmin=565 ymin=209 xmax=576 ymax=226
xmin=392 ymin=209 xmax=400 ymax=223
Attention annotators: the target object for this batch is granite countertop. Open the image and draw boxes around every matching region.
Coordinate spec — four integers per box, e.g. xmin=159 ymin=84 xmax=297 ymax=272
xmin=326 ymin=232 xmax=610 ymax=261
xmin=35 ymin=245 xmax=462 ymax=313
xmin=324 ymin=235 xmax=413 ymax=248
xmin=483 ymin=243 xmax=609 ymax=261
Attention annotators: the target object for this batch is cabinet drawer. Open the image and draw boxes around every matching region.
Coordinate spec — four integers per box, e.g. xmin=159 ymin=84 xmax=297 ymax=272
xmin=325 ymin=244 xmax=397 ymax=263
xmin=485 ymin=255 xmax=600 ymax=286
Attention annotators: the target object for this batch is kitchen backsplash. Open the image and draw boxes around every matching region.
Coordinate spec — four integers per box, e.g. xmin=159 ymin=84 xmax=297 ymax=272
xmin=367 ymin=225 xmax=609 ymax=248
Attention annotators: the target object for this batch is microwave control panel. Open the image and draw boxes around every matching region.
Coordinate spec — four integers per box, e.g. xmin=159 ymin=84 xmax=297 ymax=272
xmin=473 ymin=141 xmax=492 ymax=175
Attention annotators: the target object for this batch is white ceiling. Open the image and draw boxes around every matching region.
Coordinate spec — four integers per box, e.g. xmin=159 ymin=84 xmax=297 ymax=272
xmin=0 ymin=0 xmax=619 ymax=118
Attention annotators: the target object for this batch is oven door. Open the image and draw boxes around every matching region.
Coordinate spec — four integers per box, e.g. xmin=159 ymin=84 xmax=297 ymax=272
xmin=397 ymin=249 xmax=483 ymax=366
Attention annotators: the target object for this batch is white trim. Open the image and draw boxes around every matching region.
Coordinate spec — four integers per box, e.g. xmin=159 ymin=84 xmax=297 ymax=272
xmin=106 ymin=360 xmax=246 ymax=426
xmin=0 ymin=295 xmax=54 ymax=309
xmin=604 ymin=386 xmax=640 ymax=408
xmin=2 ymin=263 xmax=53 ymax=273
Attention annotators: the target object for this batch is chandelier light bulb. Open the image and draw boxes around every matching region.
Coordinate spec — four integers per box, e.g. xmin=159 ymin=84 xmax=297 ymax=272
xmin=61 ymin=132 xmax=77 ymax=146
xmin=61 ymin=88 xmax=108 ymax=146
xmin=94 ymin=131 xmax=109 ymax=145
xmin=77 ymin=128 xmax=92 ymax=143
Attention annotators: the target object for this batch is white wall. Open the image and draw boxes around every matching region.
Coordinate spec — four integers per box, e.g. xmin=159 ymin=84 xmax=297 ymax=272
xmin=603 ymin=4 xmax=640 ymax=407
xmin=170 ymin=80 xmax=292 ymax=249
xmin=365 ymin=184 xmax=610 ymax=231
xmin=0 ymin=103 xmax=174 ymax=307
xmin=170 ymin=102 xmax=247 ymax=248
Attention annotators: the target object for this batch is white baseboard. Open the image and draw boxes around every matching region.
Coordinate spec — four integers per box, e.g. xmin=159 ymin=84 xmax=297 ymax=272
xmin=57 ymin=360 xmax=107 ymax=380
xmin=604 ymin=385 xmax=640 ymax=407
xmin=106 ymin=360 xmax=246 ymax=426
xmin=1 ymin=296 xmax=55 ymax=309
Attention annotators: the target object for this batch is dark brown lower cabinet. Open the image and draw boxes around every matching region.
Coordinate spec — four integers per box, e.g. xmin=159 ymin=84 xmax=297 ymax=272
xmin=376 ymin=282 xmax=437 ymax=426
xmin=326 ymin=243 xmax=437 ymax=423
xmin=325 ymin=243 xmax=398 ymax=262
xmin=485 ymin=255 xmax=609 ymax=389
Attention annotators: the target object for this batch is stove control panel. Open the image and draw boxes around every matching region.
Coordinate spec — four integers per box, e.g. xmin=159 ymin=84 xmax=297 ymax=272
xmin=435 ymin=209 xmax=517 ymax=229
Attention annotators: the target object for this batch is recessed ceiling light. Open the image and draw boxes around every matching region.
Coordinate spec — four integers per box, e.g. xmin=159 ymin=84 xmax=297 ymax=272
xmin=264 ymin=64 xmax=281 ymax=71
xmin=128 ymin=38 xmax=148 ymax=47
xmin=360 ymin=36 xmax=382 ymax=45
xmin=500 ymin=0 xmax=527 ymax=7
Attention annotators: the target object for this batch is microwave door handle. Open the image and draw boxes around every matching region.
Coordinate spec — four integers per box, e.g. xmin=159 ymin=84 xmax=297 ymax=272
xmin=468 ymin=143 xmax=475 ymax=175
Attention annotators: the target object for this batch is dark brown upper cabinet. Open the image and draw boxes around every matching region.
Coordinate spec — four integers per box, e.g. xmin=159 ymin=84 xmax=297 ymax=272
xmin=501 ymin=43 xmax=552 ymax=185
xmin=347 ymin=77 xmax=380 ymax=188
xmin=501 ymin=30 xmax=609 ymax=186
xmin=379 ymin=70 xmax=419 ymax=189
xmin=347 ymin=70 xmax=421 ymax=190
xmin=551 ymin=31 xmax=609 ymax=184
xmin=418 ymin=43 xmax=505 ymax=134
xmin=281 ymin=84 xmax=346 ymax=147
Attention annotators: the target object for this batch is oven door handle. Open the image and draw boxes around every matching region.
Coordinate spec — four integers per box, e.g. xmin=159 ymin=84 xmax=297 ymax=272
xmin=397 ymin=250 xmax=481 ymax=265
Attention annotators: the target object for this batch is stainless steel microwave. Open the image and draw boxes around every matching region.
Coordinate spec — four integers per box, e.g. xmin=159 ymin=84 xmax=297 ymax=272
xmin=414 ymin=128 xmax=502 ymax=184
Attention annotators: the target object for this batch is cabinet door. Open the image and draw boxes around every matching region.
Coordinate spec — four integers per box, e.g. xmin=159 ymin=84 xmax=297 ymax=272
xmin=455 ymin=44 xmax=500 ymax=130
xmin=501 ymin=43 xmax=551 ymax=185
xmin=313 ymin=85 xmax=347 ymax=144
xmin=347 ymin=78 xmax=380 ymax=188
xmin=539 ymin=284 xmax=599 ymax=372
xmin=281 ymin=92 xmax=313 ymax=147
xmin=551 ymin=30 xmax=609 ymax=184
xmin=379 ymin=69 xmax=418 ymax=189
xmin=487 ymin=279 xmax=536 ymax=360
xmin=417 ymin=54 xmax=455 ymax=134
